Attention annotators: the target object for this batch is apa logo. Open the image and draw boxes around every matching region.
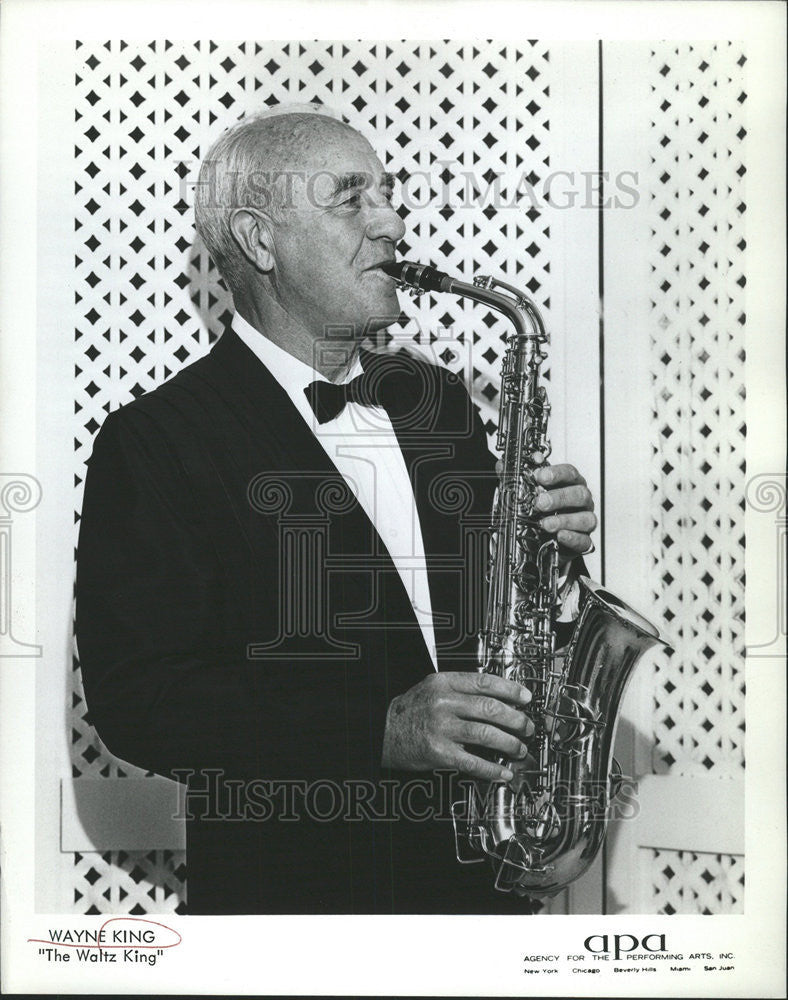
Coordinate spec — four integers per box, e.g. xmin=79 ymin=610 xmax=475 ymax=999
xmin=584 ymin=933 xmax=667 ymax=961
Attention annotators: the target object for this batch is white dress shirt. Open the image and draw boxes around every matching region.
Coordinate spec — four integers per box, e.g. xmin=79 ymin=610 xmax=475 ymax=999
xmin=232 ymin=312 xmax=440 ymax=669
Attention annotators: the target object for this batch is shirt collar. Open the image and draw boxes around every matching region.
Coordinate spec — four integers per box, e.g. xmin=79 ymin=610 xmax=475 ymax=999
xmin=231 ymin=311 xmax=364 ymax=416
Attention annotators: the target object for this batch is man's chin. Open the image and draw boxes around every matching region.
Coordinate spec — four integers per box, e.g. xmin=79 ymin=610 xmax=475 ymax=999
xmin=364 ymin=291 xmax=405 ymax=333
xmin=321 ymin=295 xmax=403 ymax=339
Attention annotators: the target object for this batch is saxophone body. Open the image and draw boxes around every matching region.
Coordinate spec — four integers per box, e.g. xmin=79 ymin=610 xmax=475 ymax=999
xmin=382 ymin=260 xmax=671 ymax=897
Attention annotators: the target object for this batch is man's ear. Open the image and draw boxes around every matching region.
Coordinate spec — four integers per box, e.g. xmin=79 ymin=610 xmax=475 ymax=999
xmin=229 ymin=208 xmax=276 ymax=273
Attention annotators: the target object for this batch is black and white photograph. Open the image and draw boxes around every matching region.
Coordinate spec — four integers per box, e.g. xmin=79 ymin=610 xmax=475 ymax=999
xmin=0 ymin=0 xmax=784 ymax=994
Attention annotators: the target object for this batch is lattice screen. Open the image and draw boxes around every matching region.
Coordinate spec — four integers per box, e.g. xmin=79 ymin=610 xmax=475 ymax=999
xmin=646 ymin=848 xmax=745 ymax=915
xmin=72 ymin=850 xmax=186 ymax=914
xmin=644 ymin=42 xmax=746 ymax=915
xmin=647 ymin=42 xmax=746 ymax=778
xmin=71 ymin=39 xmax=556 ymax=913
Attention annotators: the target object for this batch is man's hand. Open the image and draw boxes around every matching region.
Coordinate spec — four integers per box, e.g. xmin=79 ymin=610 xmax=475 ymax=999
xmin=532 ymin=463 xmax=596 ymax=567
xmin=381 ymin=672 xmax=534 ymax=782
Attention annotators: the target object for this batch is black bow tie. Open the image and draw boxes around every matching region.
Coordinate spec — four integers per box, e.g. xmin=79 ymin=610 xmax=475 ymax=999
xmin=305 ymin=372 xmax=379 ymax=425
xmin=304 ymin=350 xmax=416 ymax=425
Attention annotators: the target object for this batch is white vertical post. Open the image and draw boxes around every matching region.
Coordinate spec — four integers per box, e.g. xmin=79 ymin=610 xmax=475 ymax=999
xmin=548 ymin=39 xmax=603 ymax=914
xmin=34 ymin=39 xmax=80 ymax=911
xmin=603 ymin=40 xmax=671 ymax=914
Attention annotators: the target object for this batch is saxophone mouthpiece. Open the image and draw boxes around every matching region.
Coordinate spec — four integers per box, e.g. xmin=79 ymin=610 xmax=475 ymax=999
xmin=380 ymin=260 xmax=453 ymax=293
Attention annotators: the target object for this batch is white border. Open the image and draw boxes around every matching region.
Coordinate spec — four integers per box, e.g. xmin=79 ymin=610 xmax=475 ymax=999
xmin=2 ymin=1 xmax=785 ymax=995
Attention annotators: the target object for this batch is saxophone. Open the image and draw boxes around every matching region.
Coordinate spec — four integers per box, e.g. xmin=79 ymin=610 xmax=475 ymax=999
xmin=381 ymin=259 xmax=671 ymax=897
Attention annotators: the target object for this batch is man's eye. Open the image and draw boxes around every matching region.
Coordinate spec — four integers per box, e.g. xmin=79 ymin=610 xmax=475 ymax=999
xmin=342 ymin=192 xmax=362 ymax=208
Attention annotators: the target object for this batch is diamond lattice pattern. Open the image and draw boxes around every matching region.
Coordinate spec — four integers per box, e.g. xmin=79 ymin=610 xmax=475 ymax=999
xmin=71 ymin=38 xmax=556 ymax=913
xmin=647 ymin=848 xmax=744 ymax=915
xmin=646 ymin=43 xmax=746 ymax=781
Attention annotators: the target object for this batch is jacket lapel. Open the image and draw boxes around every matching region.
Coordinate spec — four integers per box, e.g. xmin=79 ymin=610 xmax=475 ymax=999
xmin=197 ymin=328 xmax=433 ymax=656
xmin=367 ymin=349 xmax=497 ymax=670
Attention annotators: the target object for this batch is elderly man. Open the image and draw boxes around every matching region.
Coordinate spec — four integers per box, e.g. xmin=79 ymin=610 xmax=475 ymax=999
xmin=76 ymin=107 xmax=596 ymax=913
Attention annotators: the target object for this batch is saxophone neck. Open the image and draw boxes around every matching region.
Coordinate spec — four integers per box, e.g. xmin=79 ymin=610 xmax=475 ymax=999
xmin=449 ymin=274 xmax=547 ymax=343
xmin=381 ymin=258 xmax=547 ymax=342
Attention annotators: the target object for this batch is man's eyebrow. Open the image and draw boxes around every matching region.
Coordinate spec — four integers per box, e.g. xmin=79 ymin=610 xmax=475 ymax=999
xmin=330 ymin=171 xmax=398 ymax=198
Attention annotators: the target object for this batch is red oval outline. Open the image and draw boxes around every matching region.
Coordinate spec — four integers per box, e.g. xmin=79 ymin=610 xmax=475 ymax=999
xmin=28 ymin=916 xmax=182 ymax=949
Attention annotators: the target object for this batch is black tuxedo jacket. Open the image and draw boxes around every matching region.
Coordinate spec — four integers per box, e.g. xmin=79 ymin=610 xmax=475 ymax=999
xmin=76 ymin=327 xmax=529 ymax=913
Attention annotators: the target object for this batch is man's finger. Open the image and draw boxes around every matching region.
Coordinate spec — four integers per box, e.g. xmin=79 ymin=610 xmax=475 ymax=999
xmin=539 ymin=511 xmax=598 ymax=535
xmin=534 ymin=463 xmax=586 ymax=487
xmin=556 ymin=528 xmax=594 ymax=553
xmin=457 ymin=721 xmax=530 ymax=759
xmin=454 ymin=694 xmax=532 ymax=736
xmin=534 ymin=484 xmax=594 ymax=513
xmin=452 ymin=747 xmax=515 ymax=783
xmin=446 ymin=671 xmax=531 ymax=705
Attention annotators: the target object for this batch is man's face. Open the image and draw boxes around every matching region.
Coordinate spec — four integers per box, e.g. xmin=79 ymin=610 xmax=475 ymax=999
xmin=268 ymin=126 xmax=406 ymax=342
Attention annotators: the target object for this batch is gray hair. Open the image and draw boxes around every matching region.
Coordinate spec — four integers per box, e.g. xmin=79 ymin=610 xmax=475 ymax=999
xmin=193 ymin=104 xmax=352 ymax=294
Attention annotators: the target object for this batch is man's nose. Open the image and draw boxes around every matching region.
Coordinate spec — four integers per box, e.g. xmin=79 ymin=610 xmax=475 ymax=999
xmin=365 ymin=199 xmax=406 ymax=242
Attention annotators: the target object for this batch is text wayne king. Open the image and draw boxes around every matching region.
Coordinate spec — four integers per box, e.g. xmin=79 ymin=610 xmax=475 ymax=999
xmin=47 ymin=928 xmax=157 ymax=945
